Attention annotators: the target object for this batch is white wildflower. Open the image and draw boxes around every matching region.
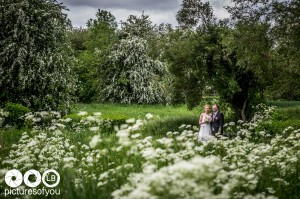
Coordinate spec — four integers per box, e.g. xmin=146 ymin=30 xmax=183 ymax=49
xmin=89 ymin=126 xmax=100 ymax=132
xmin=145 ymin=113 xmax=154 ymax=120
xmin=93 ymin=112 xmax=102 ymax=116
xmin=77 ymin=111 xmax=88 ymax=116
xmin=86 ymin=116 xmax=97 ymax=122
xmin=89 ymin=135 xmax=102 ymax=149
xmin=126 ymin=118 xmax=136 ymax=124
xmin=131 ymin=133 xmax=141 ymax=139
xmin=86 ymin=156 xmax=93 ymax=163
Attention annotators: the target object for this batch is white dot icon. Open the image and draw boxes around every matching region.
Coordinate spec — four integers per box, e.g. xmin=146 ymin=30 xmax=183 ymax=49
xmin=5 ymin=169 xmax=23 ymax=188
xmin=24 ymin=169 xmax=42 ymax=187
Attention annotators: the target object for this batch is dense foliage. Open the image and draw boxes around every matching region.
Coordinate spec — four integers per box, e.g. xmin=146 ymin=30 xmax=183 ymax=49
xmin=0 ymin=0 xmax=76 ymax=113
xmin=1 ymin=0 xmax=300 ymax=116
xmin=65 ymin=0 xmax=300 ymax=120
xmin=71 ymin=9 xmax=118 ymax=102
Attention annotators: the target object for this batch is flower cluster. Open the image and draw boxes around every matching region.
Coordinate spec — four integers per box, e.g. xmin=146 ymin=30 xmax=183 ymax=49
xmin=224 ymin=104 xmax=276 ymax=140
xmin=0 ymin=106 xmax=299 ymax=199
xmin=203 ymin=115 xmax=212 ymax=123
xmin=111 ymin=105 xmax=299 ymax=198
xmin=1 ymin=130 xmax=75 ymax=173
xmin=0 ymin=108 xmax=9 ymax=127
xmin=23 ymin=111 xmax=61 ymax=129
xmin=113 ymin=156 xmax=236 ymax=199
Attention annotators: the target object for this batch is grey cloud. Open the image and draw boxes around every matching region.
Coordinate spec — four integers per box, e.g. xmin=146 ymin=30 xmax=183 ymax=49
xmin=60 ymin=0 xmax=181 ymax=11
xmin=57 ymin=0 xmax=231 ymax=28
xmin=208 ymin=0 xmax=231 ymax=9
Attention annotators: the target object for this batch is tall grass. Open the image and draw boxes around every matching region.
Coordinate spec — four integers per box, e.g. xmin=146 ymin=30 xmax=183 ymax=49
xmin=140 ymin=115 xmax=198 ymax=138
xmin=272 ymin=106 xmax=300 ymax=132
xmin=0 ymin=128 xmax=25 ymax=160
xmin=71 ymin=103 xmax=198 ymax=119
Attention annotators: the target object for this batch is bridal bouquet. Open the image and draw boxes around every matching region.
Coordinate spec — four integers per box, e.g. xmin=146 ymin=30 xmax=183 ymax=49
xmin=203 ymin=116 xmax=212 ymax=123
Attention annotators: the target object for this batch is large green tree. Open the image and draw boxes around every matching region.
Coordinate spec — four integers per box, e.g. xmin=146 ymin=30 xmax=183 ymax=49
xmin=174 ymin=0 xmax=275 ymax=120
xmin=212 ymin=22 xmax=273 ymax=120
xmin=227 ymin=0 xmax=300 ymax=100
xmin=73 ymin=9 xmax=117 ymax=102
xmin=163 ymin=29 xmax=207 ymax=109
xmin=163 ymin=0 xmax=217 ymax=110
xmin=0 ymin=0 xmax=76 ymax=113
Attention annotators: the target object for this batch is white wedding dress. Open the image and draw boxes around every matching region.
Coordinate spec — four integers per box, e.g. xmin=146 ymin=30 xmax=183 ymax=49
xmin=198 ymin=113 xmax=212 ymax=141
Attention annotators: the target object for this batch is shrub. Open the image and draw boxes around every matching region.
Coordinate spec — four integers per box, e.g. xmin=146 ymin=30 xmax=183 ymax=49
xmin=274 ymin=107 xmax=300 ymax=120
xmin=141 ymin=116 xmax=198 ymax=138
xmin=268 ymin=100 xmax=300 ymax=108
xmin=4 ymin=102 xmax=30 ymax=128
xmin=270 ymin=106 xmax=300 ymax=132
xmin=23 ymin=111 xmax=61 ymax=129
xmin=64 ymin=112 xmax=127 ymax=132
xmin=271 ymin=119 xmax=300 ymax=133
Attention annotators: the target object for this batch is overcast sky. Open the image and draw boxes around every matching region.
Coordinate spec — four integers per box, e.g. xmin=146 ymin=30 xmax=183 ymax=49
xmin=57 ymin=0 xmax=232 ymax=28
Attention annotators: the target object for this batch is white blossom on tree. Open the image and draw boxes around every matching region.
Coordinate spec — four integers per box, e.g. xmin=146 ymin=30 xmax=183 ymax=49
xmin=0 ymin=0 xmax=76 ymax=113
xmin=99 ymin=37 xmax=167 ymax=104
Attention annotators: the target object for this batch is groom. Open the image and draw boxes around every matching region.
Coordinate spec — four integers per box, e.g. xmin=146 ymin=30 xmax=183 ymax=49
xmin=211 ymin=104 xmax=224 ymax=137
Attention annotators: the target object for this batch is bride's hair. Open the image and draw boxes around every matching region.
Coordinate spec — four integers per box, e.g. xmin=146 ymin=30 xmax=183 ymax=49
xmin=204 ymin=104 xmax=211 ymax=109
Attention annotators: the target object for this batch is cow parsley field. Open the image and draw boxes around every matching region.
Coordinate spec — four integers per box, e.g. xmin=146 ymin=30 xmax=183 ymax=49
xmin=0 ymin=104 xmax=299 ymax=199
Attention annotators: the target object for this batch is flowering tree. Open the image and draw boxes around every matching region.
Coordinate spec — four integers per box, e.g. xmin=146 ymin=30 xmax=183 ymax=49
xmin=120 ymin=13 xmax=155 ymax=39
xmin=99 ymin=37 xmax=167 ymax=104
xmin=0 ymin=0 xmax=76 ymax=113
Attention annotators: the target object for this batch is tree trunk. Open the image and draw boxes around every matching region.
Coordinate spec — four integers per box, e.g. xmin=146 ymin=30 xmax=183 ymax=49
xmin=241 ymin=99 xmax=248 ymax=121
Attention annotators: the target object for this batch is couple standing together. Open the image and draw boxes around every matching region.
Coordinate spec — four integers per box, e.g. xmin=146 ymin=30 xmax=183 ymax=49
xmin=198 ymin=104 xmax=224 ymax=141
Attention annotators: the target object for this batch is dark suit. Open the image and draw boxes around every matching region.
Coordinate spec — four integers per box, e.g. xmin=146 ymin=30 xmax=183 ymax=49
xmin=211 ymin=111 xmax=224 ymax=136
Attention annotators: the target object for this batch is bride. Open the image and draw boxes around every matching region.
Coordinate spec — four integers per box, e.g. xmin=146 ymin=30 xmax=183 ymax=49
xmin=198 ymin=104 xmax=212 ymax=141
